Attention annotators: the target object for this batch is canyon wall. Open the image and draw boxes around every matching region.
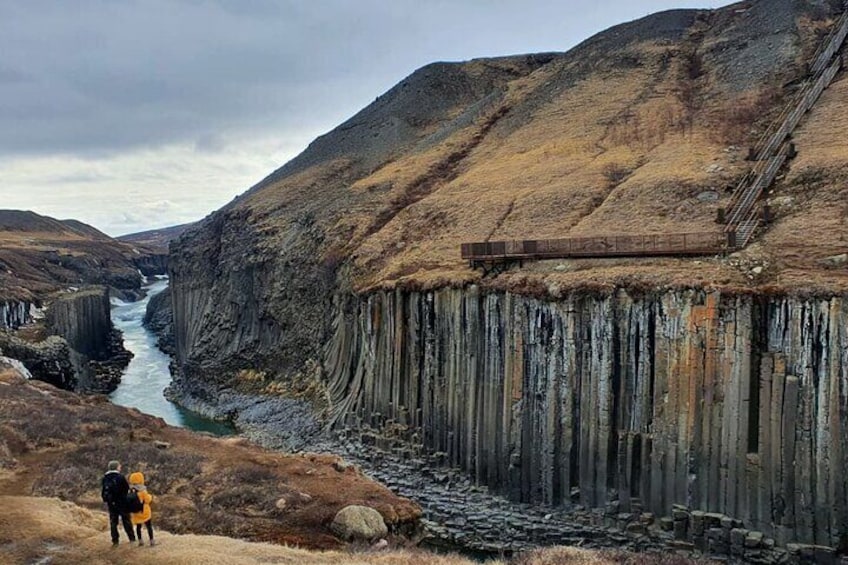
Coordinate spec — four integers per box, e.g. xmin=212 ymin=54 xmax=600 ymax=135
xmin=324 ymin=288 xmax=848 ymax=547
xmin=133 ymin=253 xmax=168 ymax=277
xmin=0 ymin=301 xmax=32 ymax=330
xmin=41 ymin=286 xmax=131 ymax=392
xmin=46 ymin=287 xmax=113 ymax=360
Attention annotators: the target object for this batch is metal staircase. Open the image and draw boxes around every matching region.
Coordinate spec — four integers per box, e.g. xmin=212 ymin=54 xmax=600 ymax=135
xmin=724 ymin=6 xmax=848 ymax=248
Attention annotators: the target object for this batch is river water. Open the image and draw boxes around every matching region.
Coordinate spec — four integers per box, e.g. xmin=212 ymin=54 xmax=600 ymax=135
xmin=110 ymin=278 xmax=234 ymax=435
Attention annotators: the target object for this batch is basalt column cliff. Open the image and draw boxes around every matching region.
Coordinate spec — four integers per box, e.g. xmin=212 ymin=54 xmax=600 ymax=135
xmin=324 ymin=289 xmax=848 ymax=547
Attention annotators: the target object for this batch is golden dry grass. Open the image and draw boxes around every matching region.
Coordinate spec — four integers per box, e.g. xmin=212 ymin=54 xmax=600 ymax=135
xmin=0 ymin=496 xmax=711 ymax=565
xmin=0 ymin=495 xmax=481 ymax=565
xmin=340 ymin=38 xmax=845 ymax=293
xmin=199 ymin=7 xmax=848 ymax=297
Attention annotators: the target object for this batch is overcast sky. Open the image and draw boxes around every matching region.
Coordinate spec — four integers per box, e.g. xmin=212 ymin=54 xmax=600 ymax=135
xmin=0 ymin=0 xmax=732 ymax=236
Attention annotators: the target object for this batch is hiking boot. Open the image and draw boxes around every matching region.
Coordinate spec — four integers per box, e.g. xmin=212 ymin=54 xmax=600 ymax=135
xmin=149 ymin=540 xmax=156 ymax=547
xmin=111 ymin=542 xmax=119 ymax=548
xmin=138 ymin=540 xmax=144 ymax=547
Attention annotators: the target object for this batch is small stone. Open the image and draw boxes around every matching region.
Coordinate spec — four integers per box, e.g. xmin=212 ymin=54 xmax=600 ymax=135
xmin=672 ymin=508 xmax=690 ymax=521
xmin=371 ymin=538 xmax=389 ymax=551
xmin=660 ymin=517 xmax=674 ymax=531
xmin=673 ymin=519 xmax=688 ymax=540
xmin=274 ymin=498 xmax=287 ymax=510
xmin=770 ymin=195 xmax=794 ymax=208
xmin=333 ymin=459 xmax=352 ymax=473
xmin=704 ymin=512 xmax=724 ymax=528
xmin=745 ymin=530 xmax=764 ymax=548
xmin=707 ymin=527 xmax=727 ymax=541
xmin=751 ymin=265 xmax=764 ymax=275
xmin=697 ymin=190 xmax=720 ymax=202
xmin=730 ymin=528 xmax=748 ymax=547
xmin=822 ymin=253 xmax=848 ymax=269
xmin=813 ymin=545 xmax=836 ymax=564
xmin=153 ymin=440 xmax=171 ymax=449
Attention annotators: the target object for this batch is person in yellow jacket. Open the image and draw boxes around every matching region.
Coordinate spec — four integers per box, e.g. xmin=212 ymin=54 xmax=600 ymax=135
xmin=128 ymin=472 xmax=155 ymax=546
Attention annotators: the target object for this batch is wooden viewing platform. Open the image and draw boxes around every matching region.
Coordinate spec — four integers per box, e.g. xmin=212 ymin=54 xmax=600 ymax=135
xmin=461 ymin=231 xmax=735 ymax=265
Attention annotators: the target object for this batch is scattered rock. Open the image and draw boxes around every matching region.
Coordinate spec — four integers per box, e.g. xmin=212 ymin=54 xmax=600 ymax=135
xmin=275 ymin=498 xmax=287 ymax=510
xmin=330 ymin=505 xmax=388 ymax=541
xmin=333 ymin=459 xmax=352 ymax=473
xmin=371 ymin=538 xmax=389 ymax=551
xmin=705 ymin=164 xmax=724 ymax=174
xmin=769 ymin=195 xmax=795 ymax=209
xmin=751 ymin=266 xmax=764 ymax=275
xmin=696 ymin=190 xmax=720 ymax=202
xmin=822 ymin=253 xmax=847 ymax=269
xmin=745 ymin=530 xmax=764 ymax=548
xmin=154 ymin=440 xmax=171 ymax=450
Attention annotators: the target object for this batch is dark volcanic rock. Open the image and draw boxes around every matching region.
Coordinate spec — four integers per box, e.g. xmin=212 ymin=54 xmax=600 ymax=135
xmin=0 ymin=334 xmax=76 ymax=390
xmin=143 ymin=286 xmax=175 ymax=355
xmin=133 ymin=252 xmax=168 ymax=276
xmin=46 ymin=287 xmax=113 ymax=360
xmin=24 ymin=286 xmax=135 ymax=393
xmin=323 ymin=288 xmax=848 ymax=551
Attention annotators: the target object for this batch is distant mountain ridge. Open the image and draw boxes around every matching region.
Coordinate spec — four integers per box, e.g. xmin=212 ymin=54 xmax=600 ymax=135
xmin=118 ymin=222 xmax=195 ymax=251
xmin=0 ymin=209 xmax=167 ymax=300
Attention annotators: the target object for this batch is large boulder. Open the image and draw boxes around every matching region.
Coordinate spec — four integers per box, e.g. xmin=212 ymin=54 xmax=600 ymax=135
xmin=330 ymin=505 xmax=388 ymax=541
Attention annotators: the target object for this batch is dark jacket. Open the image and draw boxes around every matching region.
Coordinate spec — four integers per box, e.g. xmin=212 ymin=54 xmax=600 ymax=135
xmin=101 ymin=470 xmax=130 ymax=510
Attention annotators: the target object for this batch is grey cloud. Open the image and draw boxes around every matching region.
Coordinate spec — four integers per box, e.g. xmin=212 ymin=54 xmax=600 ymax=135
xmin=1 ymin=0 xmax=732 ymax=158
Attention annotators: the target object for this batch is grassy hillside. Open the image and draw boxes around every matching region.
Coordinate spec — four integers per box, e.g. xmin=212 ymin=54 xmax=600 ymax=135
xmin=118 ymin=223 xmax=195 ymax=252
xmin=178 ymin=1 xmax=846 ymax=295
xmin=0 ymin=210 xmax=162 ymax=300
xmin=0 ymin=368 xmax=419 ymax=549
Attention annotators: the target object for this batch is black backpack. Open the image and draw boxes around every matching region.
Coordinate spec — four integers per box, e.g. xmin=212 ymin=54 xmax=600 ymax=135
xmin=126 ymin=488 xmax=144 ymax=513
xmin=101 ymin=473 xmax=123 ymax=506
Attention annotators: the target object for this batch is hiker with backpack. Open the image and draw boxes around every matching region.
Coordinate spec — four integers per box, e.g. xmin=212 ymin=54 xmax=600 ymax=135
xmin=128 ymin=472 xmax=155 ymax=546
xmin=101 ymin=460 xmax=136 ymax=546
